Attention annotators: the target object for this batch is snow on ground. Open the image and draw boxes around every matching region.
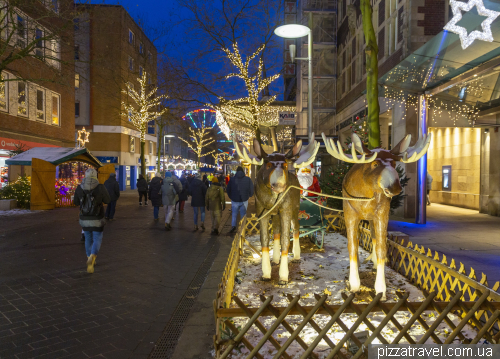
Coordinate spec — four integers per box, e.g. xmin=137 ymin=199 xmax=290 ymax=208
xmin=223 ymin=233 xmax=479 ymax=358
xmin=0 ymin=209 xmax=41 ymax=216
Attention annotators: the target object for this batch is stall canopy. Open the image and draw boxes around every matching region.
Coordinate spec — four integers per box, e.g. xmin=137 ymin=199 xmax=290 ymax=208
xmin=6 ymin=147 xmax=103 ymax=167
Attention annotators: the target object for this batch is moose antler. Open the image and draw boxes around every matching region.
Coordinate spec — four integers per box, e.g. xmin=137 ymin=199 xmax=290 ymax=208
xmin=293 ymin=132 xmax=320 ymax=168
xmin=322 ymin=133 xmax=377 ymax=163
xmin=398 ymin=129 xmax=432 ymax=163
xmin=232 ymin=134 xmax=264 ymax=165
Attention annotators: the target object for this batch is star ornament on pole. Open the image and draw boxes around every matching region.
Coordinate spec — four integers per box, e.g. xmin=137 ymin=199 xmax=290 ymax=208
xmin=77 ymin=127 xmax=90 ymax=148
xmin=444 ymin=0 xmax=500 ymax=49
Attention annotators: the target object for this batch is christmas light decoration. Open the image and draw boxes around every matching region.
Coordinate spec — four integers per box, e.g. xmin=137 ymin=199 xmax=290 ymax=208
xmin=76 ymin=127 xmax=90 ymax=148
xmin=444 ymin=0 xmax=500 ymax=49
xmin=179 ymin=125 xmax=216 ymax=165
xmin=208 ymin=43 xmax=289 ymax=142
xmin=121 ymin=71 xmax=168 ymax=175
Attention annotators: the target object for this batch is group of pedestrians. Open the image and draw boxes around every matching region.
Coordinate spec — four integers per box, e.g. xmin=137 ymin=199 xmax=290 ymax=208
xmin=73 ymin=166 xmax=254 ymax=274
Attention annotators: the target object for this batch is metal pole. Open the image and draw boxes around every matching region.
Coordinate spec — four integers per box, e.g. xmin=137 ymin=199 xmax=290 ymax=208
xmin=308 ymin=12 xmax=313 ymax=136
xmin=416 ymin=95 xmax=427 ymax=225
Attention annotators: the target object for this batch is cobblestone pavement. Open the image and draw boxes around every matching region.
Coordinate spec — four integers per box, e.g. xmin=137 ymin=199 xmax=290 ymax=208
xmin=0 ymin=190 xmax=228 ymax=359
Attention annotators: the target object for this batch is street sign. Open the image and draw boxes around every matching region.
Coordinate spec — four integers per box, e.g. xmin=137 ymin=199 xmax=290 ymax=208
xmin=278 ymin=111 xmax=296 ymax=125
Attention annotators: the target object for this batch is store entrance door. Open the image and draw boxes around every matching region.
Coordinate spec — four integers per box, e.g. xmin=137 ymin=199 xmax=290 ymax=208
xmin=31 ymin=158 xmax=56 ymax=210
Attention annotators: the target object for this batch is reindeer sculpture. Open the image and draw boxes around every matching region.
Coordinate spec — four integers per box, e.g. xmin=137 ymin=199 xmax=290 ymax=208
xmin=233 ymin=133 xmax=319 ymax=285
xmin=322 ymin=130 xmax=431 ymax=300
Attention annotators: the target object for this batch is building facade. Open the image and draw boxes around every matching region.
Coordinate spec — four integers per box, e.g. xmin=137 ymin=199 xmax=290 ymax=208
xmin=0 ymin=0 xmax=75 ymax=185
xmin=75 ymin=4 xmax=158 ymax=190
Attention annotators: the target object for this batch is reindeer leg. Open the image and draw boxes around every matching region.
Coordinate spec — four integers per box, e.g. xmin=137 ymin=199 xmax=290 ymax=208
xmin=272 ymin=215 xmax=281 ymax=265
xmin=278 ymin=216 xmax=291 ymax=285
xmin=373 ymin=217 xmax=388 ymax=301
xmin=363 ymin=220 xmax=378 ymax=267
xmin=260 ymin=217 xmax=271 ymax=281
xmin=291 ymin=216 xmax=301 ymax=262
xmin=345 ymin=214 xmax=360 ymax=293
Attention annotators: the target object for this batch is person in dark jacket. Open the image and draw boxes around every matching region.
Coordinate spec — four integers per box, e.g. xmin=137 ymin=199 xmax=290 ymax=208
xmin=226 ymin=166 xmax=254 ymax=232
xmin=148 ymin=172 xmax=163 ymax=221
xmin=74 ymin=168 xmax=111 ymax=273
xmin=188 ymin=173 xmax=207 ymax=230
xmin=103 ymin=173 xmax=120 ymax=220
xmin=137 ymin=174 xmax=148 ymax=205
xmin=176 ymin=174 xmax=189 ymax=213
xmin=202 ymin=174 xmax=209 ymax=188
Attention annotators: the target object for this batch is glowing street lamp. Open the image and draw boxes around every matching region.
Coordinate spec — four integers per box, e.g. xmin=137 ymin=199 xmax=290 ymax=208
xmin=275 ymin=23 xmax=312 ymax=135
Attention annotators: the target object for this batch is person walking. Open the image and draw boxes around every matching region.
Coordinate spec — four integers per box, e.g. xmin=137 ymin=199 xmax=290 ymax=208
xmin=104 ymin=173 xmax=120 ymax=220
xmin=148 ymin=172 xmax=163 ymax=221
xmin=202 ymin=174 xmax=209 ymax=188
xmin=427 ymin=172 xmax=433 ymax=206
xmin=177 ymin=174 xmax=189 ymax=213
xmin=73 ymin=168 xmax=111 ymax=274
xmin=188 ymin=173 xmax=207 ymax=231
xmin=137 ymin=174 xmax=148 ymax=205
xmin=162 ymin=172 xmax=181 ymax=230
xmin=205 ymin=176 xmax=225 ymax=235
xmin=226 ymin=166 xmax=254 ymax=233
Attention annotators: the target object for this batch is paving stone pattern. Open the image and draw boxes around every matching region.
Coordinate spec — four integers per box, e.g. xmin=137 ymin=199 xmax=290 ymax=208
xmin=0 ymin=191 xmax=226 ymax=359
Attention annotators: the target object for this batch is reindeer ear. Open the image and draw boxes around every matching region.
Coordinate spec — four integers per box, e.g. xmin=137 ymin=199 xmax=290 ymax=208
xmin=253 ymin=138 xmax=267 ymax=159
xmin=285 ymin=140 xmax=302 ymax=158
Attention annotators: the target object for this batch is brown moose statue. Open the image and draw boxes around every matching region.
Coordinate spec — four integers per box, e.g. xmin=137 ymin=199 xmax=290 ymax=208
xmin=322 ymin=130 xmax=431 ymax=300
xmin=233 ymin=133 xmax=319 ymax=285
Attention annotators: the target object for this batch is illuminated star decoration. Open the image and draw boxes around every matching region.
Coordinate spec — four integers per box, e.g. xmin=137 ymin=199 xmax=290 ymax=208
xmin=77 ymin=127 xmax=90 ymax=148
xmin=444 ymin=0 xmax=500 ymax=49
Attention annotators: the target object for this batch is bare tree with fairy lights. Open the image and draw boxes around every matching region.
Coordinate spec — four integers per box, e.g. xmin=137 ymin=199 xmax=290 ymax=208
xmin=179 ymin=125 xmax=216 ymax=166
xmin=121 ymin=71 xmax=168 ymax=177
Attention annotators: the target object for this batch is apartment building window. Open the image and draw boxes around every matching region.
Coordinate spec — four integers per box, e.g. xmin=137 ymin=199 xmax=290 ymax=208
xmin=52 ymin=94 xmax=60 ymax=125
xmin=36 ymin=89 xmax=44 ymax=121
xmin=139 ymin=66 xmax=143 ymax=78
xmin=148 ymin=51 xmax=152 ymax=63
xmin=128 ymin=110 xmax=132 ymax=122
xmin=130 ymin=136 xmax=135 ymax=152
xmin=51 ymin=0 xmax=58 ymax=13
xmin=129 ymin=29 xmax=135 ymax=45
xmin=0 ymin=73 xmax=8 ymax=111
xmin=139 ymin=42 xmax=144 ymax=54
xmin=75 ymin=73 xmax=80 ymax=88
xmin=35 ymin=28 xmax=44 ymax=58
xmin=74 ymin=45 xmax=79 ymax=60
xmin=386 ymin=0 xmax=398 ymax=55
xmin=17 ymin=15 xmax=27 ymax=48
xmin=75 ymin=102 xmax=80 ymax=117
xmin=129 ymin=56 xmax=134 ymax=71
xmin=17 ymin=82 xmax=27 ymax=116
xmin=47 ymin=39 xmax=60 ymax=69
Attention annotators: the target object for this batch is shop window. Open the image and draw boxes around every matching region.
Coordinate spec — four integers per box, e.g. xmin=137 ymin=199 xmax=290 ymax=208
xmin=36 ymin=89 xmax=45 ymax=121
xmin=35 ymin=28 xmax=44 ymax=58
xmin=75 ymin=73 xmax=80 ymax=88
xmin=52 ymin=94 xmax=60 ymax=125
xmin=0 ymin=73 xmax=8 ymax=111
xmin=17 ymin=82 xmax=27 ymax=116
xmin=75 ymin=102 xmax=80 ymax=117
xmin=130 ymin=136 xmax=135 ymax=152
xmin=442 ymin=166 xmax=452 ymax=191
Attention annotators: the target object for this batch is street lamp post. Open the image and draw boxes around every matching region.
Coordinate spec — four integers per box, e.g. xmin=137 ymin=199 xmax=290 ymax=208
xmin=275 ymin=22 xmax=313 ymax=135
xmin=163 ymin=134 xmax=175 ymax=172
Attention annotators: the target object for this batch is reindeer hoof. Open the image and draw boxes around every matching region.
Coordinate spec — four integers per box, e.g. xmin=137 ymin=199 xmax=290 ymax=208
xmin=378 ymin=293 xmax=387 ymax=301
xmin=291 ymin=259 xmax=301 ymax=263
xmin=278 ymin=280 xmax=288 ymax=286
xmin=271 ymin=262 xmax=280 ymax=267
xmin=261 ymin=276 xmax=271 ymax=282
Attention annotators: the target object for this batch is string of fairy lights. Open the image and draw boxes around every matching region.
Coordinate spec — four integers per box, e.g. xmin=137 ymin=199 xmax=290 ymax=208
xmin=179 ymin=125 xmax=216 ymax=164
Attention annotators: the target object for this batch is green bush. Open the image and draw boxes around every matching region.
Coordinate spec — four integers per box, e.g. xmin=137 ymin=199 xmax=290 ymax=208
xmin=0 ymin=175 xmax=31 ymax=209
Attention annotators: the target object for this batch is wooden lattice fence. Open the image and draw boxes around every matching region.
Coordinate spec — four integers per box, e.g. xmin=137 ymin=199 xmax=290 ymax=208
xmin=213 ymin=213 xmax=500 ymax=358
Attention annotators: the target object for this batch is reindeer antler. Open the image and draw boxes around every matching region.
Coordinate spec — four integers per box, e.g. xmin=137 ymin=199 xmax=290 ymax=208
xmin=293 ymin=132 xmax=320 ymax=168
xmin=322 ymin=133 xmax=377 ymax=163
xmin=232 ymin=134 xmax=264 ymax=165
xmin=399 ymin=129 xmax=432 ymax=163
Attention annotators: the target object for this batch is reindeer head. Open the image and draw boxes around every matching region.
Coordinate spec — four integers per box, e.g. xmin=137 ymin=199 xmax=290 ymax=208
xmin=233 ymin=133 xmax=320 ymax=194
xmin=321 ymin=130 xmax=432 ymax=198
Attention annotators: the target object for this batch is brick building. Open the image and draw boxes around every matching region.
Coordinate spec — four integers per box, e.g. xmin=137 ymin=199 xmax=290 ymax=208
xmin=75 ymin=4 xmax=158 ymax=190
xmin=0 ymin=0 xmax=75 ymax=185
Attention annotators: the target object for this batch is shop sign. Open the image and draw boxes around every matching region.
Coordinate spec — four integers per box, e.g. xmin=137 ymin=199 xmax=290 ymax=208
xmin=278 ymin=112 xmax=296 ymax=125
xmin=0 ymin=137 xmax=58 ymax=151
